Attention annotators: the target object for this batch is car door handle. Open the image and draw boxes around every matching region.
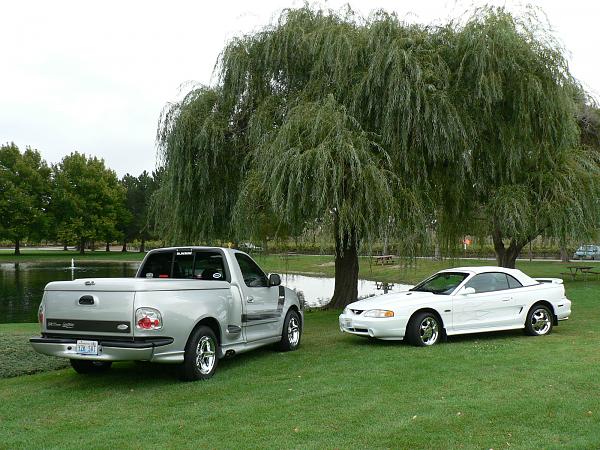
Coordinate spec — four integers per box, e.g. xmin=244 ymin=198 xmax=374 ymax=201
xmin=500 ymin=297 xmax=511 ymax=302
xmin=246 ymin=296 xmax=254 ymax=303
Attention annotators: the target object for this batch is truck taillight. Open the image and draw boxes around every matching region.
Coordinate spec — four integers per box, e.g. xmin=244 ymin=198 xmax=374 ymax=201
xmin=38 ymin=303 xmax=44 ymax=326
xmin=135 ymin=308 xmax=163 ymax=330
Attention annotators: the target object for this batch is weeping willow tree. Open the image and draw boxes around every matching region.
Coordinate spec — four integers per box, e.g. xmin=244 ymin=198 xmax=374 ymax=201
xmin=156 ymin=5 xmax=597 ymax=305
xmin=448 ymin=8 xmax=600 ymax=268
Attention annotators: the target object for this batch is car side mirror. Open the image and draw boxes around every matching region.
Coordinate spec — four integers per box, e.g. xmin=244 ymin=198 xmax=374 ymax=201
xmin=268 ymin=273 xmax=281 ymax=286
xmin=461 ymin=287 xmax=476 ymax=295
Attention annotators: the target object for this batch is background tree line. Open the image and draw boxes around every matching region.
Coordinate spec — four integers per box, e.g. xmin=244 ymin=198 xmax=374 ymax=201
xmin=0 ymin=144 xmax=161 ymax=254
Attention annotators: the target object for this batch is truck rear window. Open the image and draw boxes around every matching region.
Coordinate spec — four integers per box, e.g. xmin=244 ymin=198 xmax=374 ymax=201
xmin=139 ymin=252 xmax=173 ymax=278
xmin=139 ymin=250 xmax=226 ymax=280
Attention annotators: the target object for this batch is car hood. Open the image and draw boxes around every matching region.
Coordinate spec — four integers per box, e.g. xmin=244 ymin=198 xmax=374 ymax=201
xmin=346 ymin=290 xmax=440 ymax=311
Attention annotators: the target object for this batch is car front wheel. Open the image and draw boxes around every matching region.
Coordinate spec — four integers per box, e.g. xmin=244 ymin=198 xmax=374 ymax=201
xmin=407 ymin=312 xmax=441 ymax=347
xmin=181 ymin=326 xmax=218 ymax=381
xmin=525 ymin=305 xmax=554 ymax=336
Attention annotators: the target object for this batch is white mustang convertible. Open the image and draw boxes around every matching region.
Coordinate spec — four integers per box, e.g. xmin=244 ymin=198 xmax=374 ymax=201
xmin=339 ymin=267 xmax=571 ymax=346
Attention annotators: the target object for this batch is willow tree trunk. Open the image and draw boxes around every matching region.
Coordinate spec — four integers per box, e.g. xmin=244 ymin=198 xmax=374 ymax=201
xmin=492 ymin=231 xmax=524 ymax=269
xmin=559 ymin=237 xmax=570 ymax=263
xmin=140 ymin=239 xmax=145 ymax=253
xmin=121 ymin=241 xmax=127 ymax=252
xmin=79 ymin=237 xmax=85 ymax=255
xmin=329 ymin=229 xmax=359 ymax=309
xmin=105 ymin=242 xmax=110 ymax=252
xmin=14 ymin=238 xmax=20 ymax=256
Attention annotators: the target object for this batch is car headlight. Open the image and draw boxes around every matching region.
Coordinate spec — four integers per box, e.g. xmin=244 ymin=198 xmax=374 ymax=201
xmin=363 ymin=309 xmax=394 ymax=318
xmin=343 ymin=307 xmax=351 ymax=316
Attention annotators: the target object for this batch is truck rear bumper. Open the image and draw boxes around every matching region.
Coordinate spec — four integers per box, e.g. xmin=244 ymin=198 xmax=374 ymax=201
xmin=30 ymin=336 xmax=174 ymax=362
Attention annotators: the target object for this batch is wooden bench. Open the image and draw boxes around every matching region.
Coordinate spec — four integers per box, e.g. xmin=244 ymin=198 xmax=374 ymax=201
xmin=373 ymin=255 xmax=395 ymax=265
xmin=560 ymin=272 xmax=576 ymax=281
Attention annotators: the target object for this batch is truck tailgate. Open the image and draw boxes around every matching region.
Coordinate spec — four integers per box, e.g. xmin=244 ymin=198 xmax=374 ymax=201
xmin=43 ymin=280 xmax=135 ymax=337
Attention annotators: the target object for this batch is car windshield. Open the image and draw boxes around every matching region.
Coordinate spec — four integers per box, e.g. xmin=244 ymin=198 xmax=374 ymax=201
xmin=410 ymin=272 xmax=470 ymax=295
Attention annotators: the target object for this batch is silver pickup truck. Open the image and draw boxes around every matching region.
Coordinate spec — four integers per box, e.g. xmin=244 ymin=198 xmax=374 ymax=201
xmin=30 ymin=247 xmax=303 ymax=380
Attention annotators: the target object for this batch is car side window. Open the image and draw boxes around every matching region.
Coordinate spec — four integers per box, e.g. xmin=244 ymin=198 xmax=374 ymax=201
xmin=464 ymin=273 xmax=509 ymax=293
xmin=506 ymin=274 xmax=522 ymax=289
xmin=235 ymin=253 xmax=268 ymax=287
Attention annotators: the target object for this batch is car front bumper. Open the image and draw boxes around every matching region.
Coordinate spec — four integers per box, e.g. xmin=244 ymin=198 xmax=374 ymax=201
xmin=338 ymin=313 xmax=408 ymax=340
xmin=30 ymin=336 xmax=174 ymax=362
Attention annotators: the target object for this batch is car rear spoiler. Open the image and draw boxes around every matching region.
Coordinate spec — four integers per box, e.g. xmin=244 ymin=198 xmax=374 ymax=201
xmin=535 ymin=278 xmax=564 ymax=284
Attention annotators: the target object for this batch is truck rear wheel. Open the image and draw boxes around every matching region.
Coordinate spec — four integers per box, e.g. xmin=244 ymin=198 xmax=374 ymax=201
xmin=180 ymin=326 xmax=218 ymax=381
xmin=70 ymin=359 xmax=112 ymax=374
xmin=278 ymin=309 xmax=301 ymax=351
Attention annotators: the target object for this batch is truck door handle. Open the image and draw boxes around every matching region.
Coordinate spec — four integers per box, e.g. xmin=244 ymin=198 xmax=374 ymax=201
xmin=247 ymin=296 xmax=254 ymax=303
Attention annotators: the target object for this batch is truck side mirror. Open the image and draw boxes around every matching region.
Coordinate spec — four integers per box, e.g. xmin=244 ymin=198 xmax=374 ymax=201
xmin=269 ymin=274 xmax=281 ymax=286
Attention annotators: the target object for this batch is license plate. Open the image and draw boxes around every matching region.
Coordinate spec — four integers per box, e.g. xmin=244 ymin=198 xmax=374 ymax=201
xmin=76 ymin=340 xmax=98 ymax=355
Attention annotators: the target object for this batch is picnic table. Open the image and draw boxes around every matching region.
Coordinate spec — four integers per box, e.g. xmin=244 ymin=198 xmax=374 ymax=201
xmin=561 ymin=265 xmax=600 ymax=281
xmin=373 ymin=255 xmax=395 ymax=265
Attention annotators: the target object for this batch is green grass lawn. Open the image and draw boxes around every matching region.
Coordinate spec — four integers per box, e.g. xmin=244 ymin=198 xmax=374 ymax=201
xmin=0 ymin=323 xmax=69 ymax=378
xmin=255 ymin=253 xmax=594 ymax=285
xmin=1 ymin=277 xmax=599 ymax=448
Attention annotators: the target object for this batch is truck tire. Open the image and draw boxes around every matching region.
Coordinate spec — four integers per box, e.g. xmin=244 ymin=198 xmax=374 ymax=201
xmin=180 ymin=326 xmax=218 ymax=381
xmin=70 ymin=359 xmax=112 ymax=374
xmin=278 ymin=309 xmax=301 ymax=351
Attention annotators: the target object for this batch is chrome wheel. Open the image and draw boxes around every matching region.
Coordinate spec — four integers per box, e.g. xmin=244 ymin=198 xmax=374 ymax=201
xmin=419 ymin=317 xmax=439 ymax=345
xmin=288 ymin=316 xmax=300 ymax=347
xmin=195 ymin=336 xmax=216 ymax=375
xmin=531 ymin=308 xmax=551 ymax=335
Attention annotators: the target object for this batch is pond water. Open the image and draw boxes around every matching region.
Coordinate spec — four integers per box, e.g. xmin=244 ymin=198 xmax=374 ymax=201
xmin=0 ymin=262 xmax=412 ymax=323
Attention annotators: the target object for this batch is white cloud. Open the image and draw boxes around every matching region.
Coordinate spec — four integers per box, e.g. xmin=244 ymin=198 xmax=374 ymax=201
xmin=1 ymin=0 xmax=597 ymax=176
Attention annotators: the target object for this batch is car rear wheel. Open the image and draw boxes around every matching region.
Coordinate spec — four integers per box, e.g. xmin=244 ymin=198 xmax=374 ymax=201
xmin=70 ymin=359 xmax=112 ymax=374
xmin=407 ymin=312 xmax=441 ymax=347
xmin=278 ymin=309 xmax=301 ymax=351
xmin=180 ymin=326 xmax=218 ymax=381
xmin=525 ymin=305 xmax=554 ymax=336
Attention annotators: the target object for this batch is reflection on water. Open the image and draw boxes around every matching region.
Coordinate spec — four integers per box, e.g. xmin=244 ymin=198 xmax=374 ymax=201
xmin=0 ymin=262 xmax=412 ymax=323
xmin=282 ymin=274 xmax=412 ymax=308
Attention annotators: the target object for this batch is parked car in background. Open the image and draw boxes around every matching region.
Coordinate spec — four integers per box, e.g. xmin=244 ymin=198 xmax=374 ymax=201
xmin=573 ymin=245 xmax=600 ymax=260
xmin=239 ymin=242 xmax=263 ymax=252
xmin=339 ymin=267 xmax=571 ymax=346
xmin=30 ymin=247 xmax=303 ymax=380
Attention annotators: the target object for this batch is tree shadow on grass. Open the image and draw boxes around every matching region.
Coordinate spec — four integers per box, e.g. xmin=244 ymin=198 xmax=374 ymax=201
xmin=342 ymin=329 xmax=529 ymax=348
xmin=446 ymin=329 xmax=525 ymax=344
xmin=343 ymin=336 xmax=405 ymax=348
xmin=70 ymin=345 xmax=286 ymax=385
